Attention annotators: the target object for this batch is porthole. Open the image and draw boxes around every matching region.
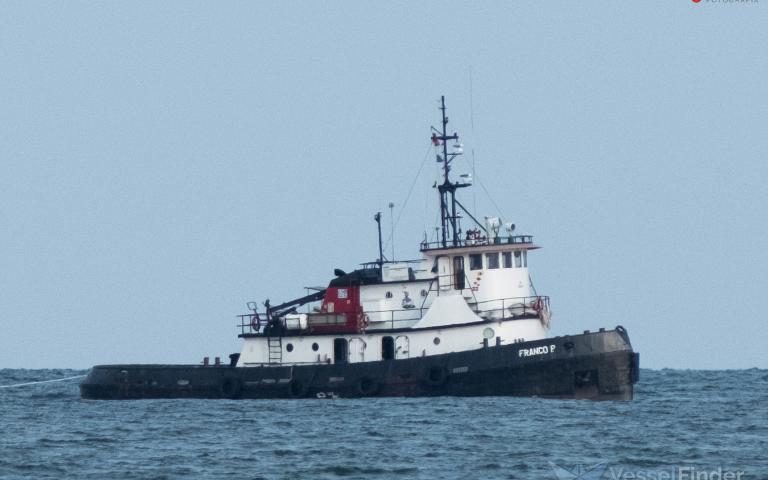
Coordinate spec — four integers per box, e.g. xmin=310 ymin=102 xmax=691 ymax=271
xmin=483 ymin=328 xmax=495 ymax=339
xmin=286 ymin=343 xmax=294 ymax=352
xmin=385 ymin=291 xmax=393 ymax=299
xmin=312 ymin=343 xmax=319 ymax=351
xmin=433 ymin=337 xmax=441 ymax=345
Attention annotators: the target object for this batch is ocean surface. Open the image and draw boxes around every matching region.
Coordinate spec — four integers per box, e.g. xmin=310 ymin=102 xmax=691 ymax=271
xmin=1 ymin=369 xmax=766 ymax=480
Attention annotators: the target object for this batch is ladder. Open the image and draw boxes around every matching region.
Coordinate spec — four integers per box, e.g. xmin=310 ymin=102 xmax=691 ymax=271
xmin=267 ymin=336 xmax=282 ymax=364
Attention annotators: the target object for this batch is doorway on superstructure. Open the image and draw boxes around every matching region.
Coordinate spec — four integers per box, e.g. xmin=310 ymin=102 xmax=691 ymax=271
xmin=382 ymin=336 xmax=395 ymax=360
xmin=333 ymin=338 xmax=348 ymax=364
xmin=453 ymin=256 xmax=465 ymax=290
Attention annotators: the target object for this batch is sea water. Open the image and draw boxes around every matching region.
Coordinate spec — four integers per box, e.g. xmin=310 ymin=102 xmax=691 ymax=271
xmin=1 ymin=369 xmax=766 ymax=479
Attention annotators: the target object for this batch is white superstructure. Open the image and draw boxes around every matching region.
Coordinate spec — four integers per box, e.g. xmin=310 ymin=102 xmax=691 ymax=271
xmin=236 ymin=96 xmax=552 ymax=368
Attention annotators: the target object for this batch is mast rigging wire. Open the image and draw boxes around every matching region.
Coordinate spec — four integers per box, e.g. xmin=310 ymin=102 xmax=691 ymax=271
xmin=382 ymin=142 xmax=433 ymax=253
xmin=461 ymin=155 xmax=506 ymax=220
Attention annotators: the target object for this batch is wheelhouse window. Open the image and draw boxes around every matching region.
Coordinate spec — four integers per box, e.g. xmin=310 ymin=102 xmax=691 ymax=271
xmin=514 ymin=250 xmax=522 ymax=268
xmin=503 ymin=252 xmax=512 ymax=268
xmin=523 ymin=250 xmax=528 ymax=268
xmin=469 ymin=254 xmax=483 ymax=270
xmin=486 ymin=252 xmax=499 ymax=269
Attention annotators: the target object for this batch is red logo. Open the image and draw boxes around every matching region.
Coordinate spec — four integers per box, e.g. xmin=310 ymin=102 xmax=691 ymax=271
xmin=692 ymin=0 xmax=701 ymax=3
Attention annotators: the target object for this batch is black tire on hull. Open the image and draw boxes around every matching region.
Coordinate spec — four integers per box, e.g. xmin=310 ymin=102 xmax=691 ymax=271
xmin=220 ymin=378 xmax=242 ymax=399
xmin=357 ymin=377 xmax=380 ymax=396
xmin=288 ymin=379 xmax=309 ymax=398
xmin=424 ymin=366 xmax=449 ymax=387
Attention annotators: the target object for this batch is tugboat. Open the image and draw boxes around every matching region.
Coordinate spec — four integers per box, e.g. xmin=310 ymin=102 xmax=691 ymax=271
xmin=81 ymin=97 xmax=639 ymax=401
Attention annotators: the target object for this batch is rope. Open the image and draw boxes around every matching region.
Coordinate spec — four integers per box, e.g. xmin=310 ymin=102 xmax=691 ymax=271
xmin=0 ymin=374 xmax=86 ymax=389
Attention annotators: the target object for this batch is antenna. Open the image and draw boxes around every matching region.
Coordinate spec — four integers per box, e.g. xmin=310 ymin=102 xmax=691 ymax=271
xmin=388 ymin=202 xmax=395 ymax=261
xmin=469 ymin=67 xmax=477 ymax=215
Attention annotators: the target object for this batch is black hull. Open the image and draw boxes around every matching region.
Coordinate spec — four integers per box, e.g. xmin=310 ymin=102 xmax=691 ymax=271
xmin=81 ymin=327 xmax=639 ymax=401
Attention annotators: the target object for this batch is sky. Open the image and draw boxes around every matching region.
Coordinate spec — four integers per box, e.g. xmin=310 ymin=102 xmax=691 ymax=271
xmin=1 ymin=1 xmax=766 ymax=370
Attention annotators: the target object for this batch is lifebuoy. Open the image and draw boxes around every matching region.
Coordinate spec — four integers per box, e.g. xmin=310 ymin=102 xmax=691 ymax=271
xmin=531 ymin=298 xmax=543 ymax=312
xmin=250 ymin=315 xmax=260 ymax=332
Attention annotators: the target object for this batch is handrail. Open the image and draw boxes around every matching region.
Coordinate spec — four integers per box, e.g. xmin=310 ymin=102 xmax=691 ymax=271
xmin=470 ymin=295 xmax=550 ymax=321
xmin=420 ymin=234 xmax=534 ymax=251
xmin=237 ymin=294 xmax=550 ymax=334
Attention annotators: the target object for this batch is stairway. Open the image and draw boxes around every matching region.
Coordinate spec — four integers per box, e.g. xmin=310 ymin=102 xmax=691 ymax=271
xmin=268 ymin=336 xmax=282 ymax=364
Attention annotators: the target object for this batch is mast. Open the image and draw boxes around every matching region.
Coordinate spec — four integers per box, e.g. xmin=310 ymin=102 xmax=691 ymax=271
xmin=431 ymin=96 xmax=466 ymax=248
xmin=374 ymin=212 xmax=384 ymax=266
